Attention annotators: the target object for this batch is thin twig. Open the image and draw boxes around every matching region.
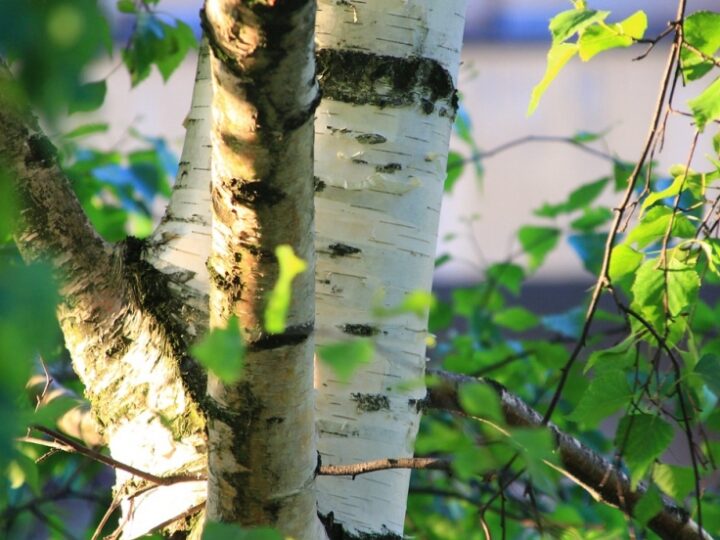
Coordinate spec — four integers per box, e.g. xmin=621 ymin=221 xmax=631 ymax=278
xmin=542 ymin=1 xmax=687 ymax=424
xmin=318 ymin=457 xmax=449 ymax=477
xmin=28 ymin=425 xmax=205 ymax=486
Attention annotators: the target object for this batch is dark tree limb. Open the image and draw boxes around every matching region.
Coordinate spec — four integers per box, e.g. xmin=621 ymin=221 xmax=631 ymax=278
xmin=427 ymin=369 xmax=713 ymax=540
xmin=0 ymin=61 xmax=113 ymax=296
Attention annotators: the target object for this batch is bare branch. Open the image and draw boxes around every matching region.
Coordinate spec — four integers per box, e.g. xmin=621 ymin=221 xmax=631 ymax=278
xmin=319 ymin=457 xmax=449 ymax=477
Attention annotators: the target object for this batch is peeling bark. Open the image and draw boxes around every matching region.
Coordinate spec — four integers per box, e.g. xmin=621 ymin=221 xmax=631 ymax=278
xmin=202 ymin=1 xmax=324 ymax=537
xmin=312 ymin=1 xmax=467 ymax=536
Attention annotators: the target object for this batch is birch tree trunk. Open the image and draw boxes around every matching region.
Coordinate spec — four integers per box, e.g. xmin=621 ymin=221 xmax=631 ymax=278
xmin=312 ymin=1 xmax=467 ymax=536
xmin=201 ymin=2 xmax=325 ymax=537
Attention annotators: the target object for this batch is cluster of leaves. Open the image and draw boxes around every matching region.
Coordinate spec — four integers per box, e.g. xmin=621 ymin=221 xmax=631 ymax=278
xmin=408 ymin=2 xmax=720 ymax=539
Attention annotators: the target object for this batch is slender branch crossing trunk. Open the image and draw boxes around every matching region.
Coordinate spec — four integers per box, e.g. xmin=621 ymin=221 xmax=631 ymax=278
xmin=312 ymin=1 xmax=467 ymax=536
xmin=201 ymin=1 xmax=324 ymax=537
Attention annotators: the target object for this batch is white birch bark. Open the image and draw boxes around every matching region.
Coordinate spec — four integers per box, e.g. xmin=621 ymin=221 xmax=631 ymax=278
xmin=202 ymin=2 xmax=325 ymax=537
xmin=313 ymin=1 xmax=467 ymax=536
xmin=145 ymin=42 xmax=212 ymax=329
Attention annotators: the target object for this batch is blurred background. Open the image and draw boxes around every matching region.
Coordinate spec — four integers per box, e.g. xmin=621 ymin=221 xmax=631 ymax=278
xmin=78 ymin=0 xmax=718 ymax=310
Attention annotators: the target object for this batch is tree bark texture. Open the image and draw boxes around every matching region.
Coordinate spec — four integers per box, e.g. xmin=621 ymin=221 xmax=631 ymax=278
xmin=201 ymin=1 xmax=325 ymax=537
xmin=2 ymin=64 xmax=208 ymax=539
xmin=312 ymin=1 xmax=467 ymax=536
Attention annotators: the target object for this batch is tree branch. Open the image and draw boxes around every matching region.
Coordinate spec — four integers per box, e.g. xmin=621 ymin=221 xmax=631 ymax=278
xmin=426 ymin=369 xmax=712 ymax=540
xmin=319 ymin=457 xmax=450 ymax=477
xmin=0 ymin=61 xmax=113 ymax=294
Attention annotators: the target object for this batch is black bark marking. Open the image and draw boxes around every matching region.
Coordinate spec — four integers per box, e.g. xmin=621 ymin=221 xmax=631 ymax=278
xmin=246 ymin=322 xmax=314 ymax=351
xmin=26 ymin=135 xmax=57 ymax=168
xmin=316 ymin=49 xmax=457 ymax=115
xmin=351 ymin=393 xmax=390 ymax=412
xmin=356 ymin=133 xmax=386 ymax=145
xmin=320 ymin=512 xmax=401 ymax=540
xmin=329 ymin=243 xmax=361 ymax=257
xmin=314 ymin=176 xmax=326 ymax=192
xmin=341 ymin=323 xmax=378 ymax=337
xmin=231 ymin=180 xmax=286 ymax=207
xmin=375 ymin=163 xmax=402 ymax=174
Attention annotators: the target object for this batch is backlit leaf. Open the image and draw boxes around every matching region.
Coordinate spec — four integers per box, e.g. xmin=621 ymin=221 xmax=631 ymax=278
xmin=689 ymin=75 xmax=720 ymax=131
xmin=192 ymin=316 xmax=245 ymax=383
xmin=615 ymin=413 xmax=673 ymax=486
xmin=528 ymin=43 xmax=578 ymax=116
xmin=569 ymin=371 xmax=632 ymax=425
xmin=318 ymin=339 xmax=374 ymax=382
xmin=264 ymin=245 xmax=307 ymax=334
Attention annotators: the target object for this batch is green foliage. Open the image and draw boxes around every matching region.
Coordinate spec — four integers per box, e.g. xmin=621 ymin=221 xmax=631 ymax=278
xmin=264 ymin=245 xmax=307 ymax=334
xmin=569 ymin=371 xmax=632 ymax=425
xmin=191 ymin=316 xmax=245 ymax=383
xmin=317 ymin=339 xmax=374 ymax=382
xmin=680 ymin=11 xmax=720 ymax=81
xmin=122 ymin=13 xmax=197 ymax=86
xmin=518 ymin=225 xmax=561 ymax=270
xmin=203 ymin=523 xmax=283 ymax=540
xmin=615 ymin=413 xmax=674 ymax=486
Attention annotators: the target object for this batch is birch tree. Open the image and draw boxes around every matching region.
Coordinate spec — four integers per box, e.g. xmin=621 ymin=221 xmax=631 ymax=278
xmin=2 ymin=1 xmax=719 ymax=540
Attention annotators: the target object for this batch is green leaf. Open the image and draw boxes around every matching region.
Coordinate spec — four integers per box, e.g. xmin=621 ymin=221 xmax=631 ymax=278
xmin=528 ymin=43 xmax=578 ymax=116
xmin=608 ymin=244 xmax=643 ymax=282
xmin=458 ymin=382 xmax=504 ymax=423
xmin=571 ymin=130 xmax=606 ymax=143
xmin=493 ymin=306 xmax=539 ymax=332
xmin=8 ymin=453 xmax=39 ymax=494
xmin=695 ymin=354 xmax=720 ymax=395
xmin=535 ymin=177 xmax=608 ymax=217
xmin=578 ymin=11 xmax=647 ymax=61
xmin=625 ymin=206 xmax=695 ymax=248
xmin=116 ymin=0 xmax=137 ymax=13
xmin=510 ymin=428 xmax=559 ymax=493
xmin=631 ymin=257 xmax=700 ymax=331
xmin=615 ymin=413 xmax=673 ymax=486
xmin=641 ymin=167 xmax=705 ymax=213
xmin=486 ymin=263 xmax=525 ymax=296
xmin=548 ymin=9 xmax=609 ymax=44
xmin=191 ymin=316 xmax=245 ymax=383
xmin=569 ymin=371 xmax=632 ymax=425
xmin=585 ymin=337 xmax=636 ymax=374
xmin=69 ymin=80 xmax=106 ymax=113
xmin=202 ymin=522 xmax=283 ymax=540
xmin=652 ymin=463 xmax=695 ymax=501
xmin=634 ymin=485 xmax=664 ymax=526
xmin=570 ymin=207 xmax=613 ymax=231
xmin=317 ymin=339 xmax=374 ymax=383
xmin=689 ymin=75 xmax=720 ymax=131
xmin=264 ymin=245 xmax=307 ymax=334
xmin=434 ymin=253 xmax=451 ymax=268
xmin=613 ymin=160 xmax=636 ymax=191
xmin=444 ymin=152 xmax=464 ymax=193
xmin=518 ymin=225 xmax=561 ymax=270
xmin=64 ymin=122 xmax=109 ymax=139
xmin=681 ymin=11 xmax=720 ymax=81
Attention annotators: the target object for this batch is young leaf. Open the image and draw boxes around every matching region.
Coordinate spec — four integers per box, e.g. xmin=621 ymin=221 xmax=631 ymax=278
xmin=536 ymin=177 xmax=608 ymax=217
xmin=608 ymin=244 xmax=643 ymax=282
xmin=633 ymin=485 xmax=664 ymax=526
xmin=615 ymin=413 xmax=673 ymax=486
xmin=528 ymin=43 xmax=578 ymax=116
xmin=458 ymin=382 xmax=504 ymax=423
xmin=652 ymin=464 xmax=695 ymax=501
xmin=518 ymin=225 xmax=561 ymax=270
xmin=680 ymin=11 xmax=720 ymax=81
xmin=625 ymin=206 xmax=695 ymax=248
xmin=317 ymin=339 xmax=374 ymax=382
xmin=264 ymin=245 xmax=307 ymax=334
xmin=570 ymin=207 xmax=613 ymax=231
xmin=486 ymin=262 xmax=525 ymax=296
xmin=569 ymin=371 xmax=632 ymax=425
xmin=549 ymin=8 xmax=609 ymax=44
xmin=578 ymin=11 xmax=647 ymax=61
xmin=444 ymin=151 xmax=464 ymax=193
xmin=688 ymin=75 xmax=720 ymax=131
xmin=69 ymin=80 xmax=106 ymax=113
xmin=191 ymin=316 xmax=245 ymax=383
xmin=493 ymin=306 xmax=539 ymax=332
